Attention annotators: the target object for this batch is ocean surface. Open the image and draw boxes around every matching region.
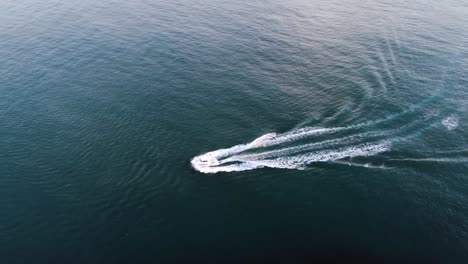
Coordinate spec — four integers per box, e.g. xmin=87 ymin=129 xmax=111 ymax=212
xmin=1 ymin=0 xmax=468 ymax=263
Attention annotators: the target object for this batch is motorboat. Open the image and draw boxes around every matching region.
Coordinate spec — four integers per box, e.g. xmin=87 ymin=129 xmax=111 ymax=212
xmin=192 ymin=155 xmax=220 ymax=167
xmin=200 ymin=156 xmax=220 ymax=167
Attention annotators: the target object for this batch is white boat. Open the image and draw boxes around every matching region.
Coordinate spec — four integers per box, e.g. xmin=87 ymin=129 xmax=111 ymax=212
xmin=193 ymin=156 xmax=220 ymax=167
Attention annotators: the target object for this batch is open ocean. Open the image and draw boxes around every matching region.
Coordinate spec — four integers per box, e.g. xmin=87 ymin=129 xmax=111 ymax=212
xmin=1 ymin=0 xmax=468 ymax=263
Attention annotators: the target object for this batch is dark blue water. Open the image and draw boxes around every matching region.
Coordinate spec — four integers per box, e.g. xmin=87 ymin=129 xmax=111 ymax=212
xmin=1 ymin=0 xmax=468 ymax=263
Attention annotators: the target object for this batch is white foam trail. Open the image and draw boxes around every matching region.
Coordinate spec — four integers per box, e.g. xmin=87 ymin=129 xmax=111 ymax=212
xmin=194 ymin=126 xmax=346 ymax=161
xmin=191 ymin=123 xmax=392 ymax=174
xmin=193 ymin=141 xmax=390 ymax=174
xmin=332 ymin=160 xmax=391 ymax=170
xmin=191 ymin=108 xmax=444 ymax=174
xmin=231 ymin=130 xmax=393 ymax=161
xmin=191 ymin=106 xmax=441 ymax=174
xmin=248 ymin=141 xmax=391 ymax=169
xmin=442 ymin=116 xmax=459 ymax=130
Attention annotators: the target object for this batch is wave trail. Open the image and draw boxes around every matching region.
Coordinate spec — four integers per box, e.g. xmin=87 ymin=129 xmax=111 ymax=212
xmin=191 ymin=123 xmax=393 ymax=173
xmin=248 ymin=141 xmax=391 ymax=170
xmin=191 ymin=108 xmax=449 ymax=174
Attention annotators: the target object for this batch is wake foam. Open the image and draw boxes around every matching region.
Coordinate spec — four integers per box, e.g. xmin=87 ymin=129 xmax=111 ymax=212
xmin=191 ymin=125 xmax=392 ymax=174
xmin=191 ymin=107 xmax=454 ymax=174
xmin=442 ymin=116 xmax=459 ymax=130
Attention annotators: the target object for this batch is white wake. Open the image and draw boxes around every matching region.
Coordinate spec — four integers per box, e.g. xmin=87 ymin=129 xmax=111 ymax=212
xmin=191 ymin=125 xmax=391 ymax=174
xmin=442 ymin=116 xmax=459 ymax=131
xmin=191 ymin=110 xmax=456 ymax=174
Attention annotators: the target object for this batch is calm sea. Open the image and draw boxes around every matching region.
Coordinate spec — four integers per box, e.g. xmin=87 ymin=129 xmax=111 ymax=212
xmin=1 ymin=0 xmax=467 ymax=263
